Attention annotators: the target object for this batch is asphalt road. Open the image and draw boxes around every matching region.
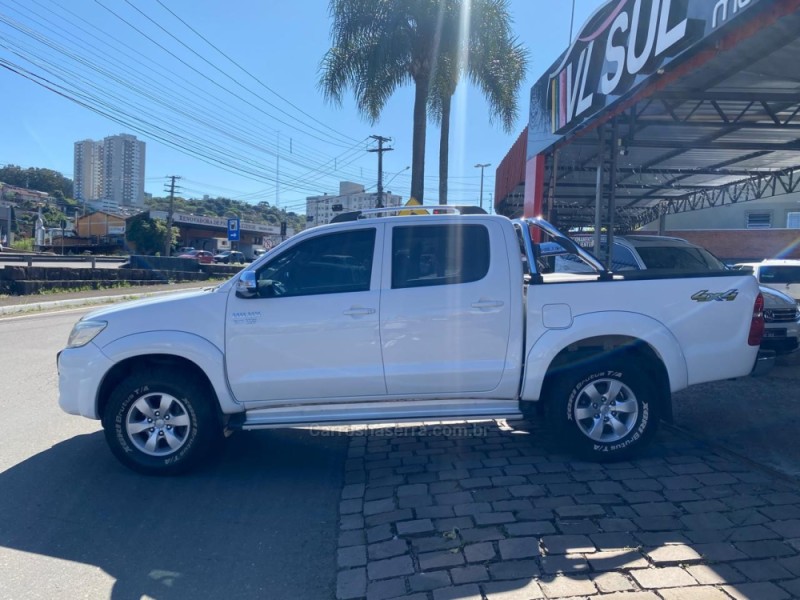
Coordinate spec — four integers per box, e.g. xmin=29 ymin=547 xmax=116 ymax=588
xmin=0 ymin=308 xmax=348 ymax=600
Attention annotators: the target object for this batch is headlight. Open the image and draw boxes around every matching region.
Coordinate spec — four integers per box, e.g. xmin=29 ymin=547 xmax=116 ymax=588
xmin=67 ymin=320 xmax=107 ymax=348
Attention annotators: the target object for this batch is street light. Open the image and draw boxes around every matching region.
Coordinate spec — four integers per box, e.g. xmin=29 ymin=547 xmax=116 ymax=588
xmin=474 ymin=163 xmax=491 ymax=211
xmin=385 ymin=166 xmax=410 ymax=189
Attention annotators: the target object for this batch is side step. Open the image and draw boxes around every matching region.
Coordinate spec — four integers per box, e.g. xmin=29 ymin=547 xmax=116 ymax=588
xmin=228 ymin=399 xmax=522 ymax=430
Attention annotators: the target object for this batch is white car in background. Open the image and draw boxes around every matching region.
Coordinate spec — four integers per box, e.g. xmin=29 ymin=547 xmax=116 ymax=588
xmin=733 ymin=260 xmax=800 ymax=304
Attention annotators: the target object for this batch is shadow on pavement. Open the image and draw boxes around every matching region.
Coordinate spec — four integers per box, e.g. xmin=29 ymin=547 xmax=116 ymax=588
xmin=0 ymin=428 xmax=348 ymax=600
xmin=672 ymin=351 xmax=800 ymax=479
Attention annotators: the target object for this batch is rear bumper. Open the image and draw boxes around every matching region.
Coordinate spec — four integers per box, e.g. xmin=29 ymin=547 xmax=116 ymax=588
xmin=751 ymin=349 xmax=776 ymax=377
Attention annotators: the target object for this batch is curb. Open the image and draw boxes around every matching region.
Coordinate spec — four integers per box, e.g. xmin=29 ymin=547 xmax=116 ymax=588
xmin=0 ymin=287 xmax=206 ymax=316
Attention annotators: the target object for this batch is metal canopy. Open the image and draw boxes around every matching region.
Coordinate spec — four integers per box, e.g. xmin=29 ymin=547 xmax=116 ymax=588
xmin=504 ymin=0 xmax=800 ymax=233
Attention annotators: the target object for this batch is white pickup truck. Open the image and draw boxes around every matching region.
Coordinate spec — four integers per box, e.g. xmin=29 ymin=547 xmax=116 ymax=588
xmin=58 ymin=212 xmax=768 ymax=474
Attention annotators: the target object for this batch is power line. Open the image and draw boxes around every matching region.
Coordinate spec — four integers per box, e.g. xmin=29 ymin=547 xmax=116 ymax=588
xmin=0 ymin=7 xmax=375 ymax=191
xmin=0 ymin=34 xmax=372 ymax=197
xmin=152 ymin=0 xmax=360 ymax=147
xmin=20 ymin=0 xmax=386 ymax=188
xmin=92 ymin=0 xmax=354 ymax=149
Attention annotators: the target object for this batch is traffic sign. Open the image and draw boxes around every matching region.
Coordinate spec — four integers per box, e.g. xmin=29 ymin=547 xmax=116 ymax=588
xmin=227 ymin=218 xmax=240 ymax=241
xmin=399 ymin=197 xmax=428 ymax=216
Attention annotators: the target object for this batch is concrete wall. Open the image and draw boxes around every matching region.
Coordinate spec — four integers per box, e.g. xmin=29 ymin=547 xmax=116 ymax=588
xmin=0 ymin=261 xmax=241 ymax=295
xmin=643 ymin=193 xmax=800 ymax=230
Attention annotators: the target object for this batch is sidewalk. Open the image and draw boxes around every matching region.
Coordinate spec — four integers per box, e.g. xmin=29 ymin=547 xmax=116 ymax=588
xmin=334 ymin=419 xmax=800 ymax=600
xmin=0 ymin=281 xmax=215 ymax=316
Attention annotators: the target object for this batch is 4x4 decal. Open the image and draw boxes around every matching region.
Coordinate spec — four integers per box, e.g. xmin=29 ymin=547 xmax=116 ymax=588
xmin=691 ymin=289 xmax=738 ymax=302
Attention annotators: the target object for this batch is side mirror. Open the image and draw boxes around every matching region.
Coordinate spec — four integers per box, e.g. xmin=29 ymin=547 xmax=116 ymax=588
xmin=236 ymin=271 xmax=258 ymax=298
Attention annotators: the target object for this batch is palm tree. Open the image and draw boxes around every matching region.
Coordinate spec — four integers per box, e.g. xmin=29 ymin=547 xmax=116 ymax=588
xmin=428 ymin=0 xmax=528 ymax=206
xmin=319 ymin=0 xmax=457 ymax=204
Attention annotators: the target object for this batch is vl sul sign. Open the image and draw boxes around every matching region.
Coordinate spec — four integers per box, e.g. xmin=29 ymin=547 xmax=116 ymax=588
xmin=543 ymin=0 xmax=763 ymax=137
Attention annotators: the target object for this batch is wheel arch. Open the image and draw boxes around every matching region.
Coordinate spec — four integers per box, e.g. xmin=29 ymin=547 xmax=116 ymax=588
xmin=521 ymin=312 xmax=687 ymax=419
xmin=539 ymin=335 xmax=673 ymax=423
xmin=96 ymin=331 xmax=242 ymax=419
xmin=97 ymin=354 xmax=222 ymax=423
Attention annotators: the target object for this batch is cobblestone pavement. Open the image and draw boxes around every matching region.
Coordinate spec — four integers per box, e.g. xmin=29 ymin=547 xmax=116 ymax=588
xmin=332 ymin=420 xmax=800 ymax=600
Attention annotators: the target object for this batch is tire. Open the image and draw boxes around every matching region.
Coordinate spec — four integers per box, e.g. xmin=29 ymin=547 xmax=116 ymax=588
xmin=101 ymin=368 xmax=221 ymax=475
xmin=546 ymin=358 xmax=660 ymax=460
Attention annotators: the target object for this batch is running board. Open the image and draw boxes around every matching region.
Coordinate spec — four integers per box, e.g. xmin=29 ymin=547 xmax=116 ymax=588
xmin=229 ymin=399 xmax=522 ymax=430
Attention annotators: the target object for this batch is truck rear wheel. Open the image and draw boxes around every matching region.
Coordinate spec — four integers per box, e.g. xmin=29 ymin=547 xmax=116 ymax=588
xmin=101 ymin=368 xmax=220 ymax=475
xmin=547 ymin=359 xmax=659 ymax=460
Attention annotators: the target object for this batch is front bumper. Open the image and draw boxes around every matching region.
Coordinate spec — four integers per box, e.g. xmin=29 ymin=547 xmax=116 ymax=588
xmin=57 ymin=342 xmax=114 ymax=419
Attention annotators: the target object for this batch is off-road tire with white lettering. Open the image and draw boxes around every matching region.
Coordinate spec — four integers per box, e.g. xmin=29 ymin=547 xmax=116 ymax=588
xmin=101 ymin=369 xmax=221 ymax=475
xmin=546 ymin=360 xmax=659 ymax=460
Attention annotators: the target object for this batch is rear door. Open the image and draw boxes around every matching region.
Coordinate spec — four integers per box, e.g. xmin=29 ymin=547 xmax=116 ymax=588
xmin=379 ymin=220 xmax=512 ymax=395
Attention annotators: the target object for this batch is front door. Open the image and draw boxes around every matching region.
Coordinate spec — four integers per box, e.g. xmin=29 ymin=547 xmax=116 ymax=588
xmin=225 ymin=226 xmax=385 ymax=405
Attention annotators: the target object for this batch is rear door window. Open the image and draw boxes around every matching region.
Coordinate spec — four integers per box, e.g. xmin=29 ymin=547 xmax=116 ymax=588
xmin=391 ymin=224 xmax=490 ymax=289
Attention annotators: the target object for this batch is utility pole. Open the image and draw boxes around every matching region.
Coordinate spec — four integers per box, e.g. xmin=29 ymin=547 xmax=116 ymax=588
xmin=164 ymin=175 xmax=181 ymax=257
xmin=368 ymin=135 xmax=393 ymax=208
xmin=475 ymin=163 xmax=491 ymax=211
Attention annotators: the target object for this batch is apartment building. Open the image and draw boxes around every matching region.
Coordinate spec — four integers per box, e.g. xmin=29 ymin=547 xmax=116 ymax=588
xmin=306 ymin=181 xmax=402 ymax=227
xmin=73 ymin=134 xmax=146 ymax=208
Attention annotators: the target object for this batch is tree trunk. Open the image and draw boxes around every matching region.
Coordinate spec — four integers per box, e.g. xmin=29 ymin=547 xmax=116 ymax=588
xmin=411 ymin=77 xmax=429 ymax=204
xmin=438 ymin=94 xmax=451 ymax=205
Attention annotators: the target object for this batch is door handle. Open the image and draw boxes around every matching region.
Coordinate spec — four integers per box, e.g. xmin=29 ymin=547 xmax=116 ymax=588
xmin=471 ymin=300 xmax=504 ymax=309
xmin=343 ymin=307 xmax=376 ymax=316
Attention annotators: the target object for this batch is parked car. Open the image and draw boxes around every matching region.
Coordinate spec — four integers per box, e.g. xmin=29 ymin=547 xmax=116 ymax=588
xmin=213 ymin=250 xmax=246 ymax=264
xmin=754 ymin=286 xmax=800 ymax=355
xmin=733 ymin=260 xmax=800 ymax=304
xmin=176 ymin=249 xmax=214 ymax=264
xmin=58 ymin=214 xmax=765 ymax=474
xmin=551 ymin=235 xmax=799 ymax=355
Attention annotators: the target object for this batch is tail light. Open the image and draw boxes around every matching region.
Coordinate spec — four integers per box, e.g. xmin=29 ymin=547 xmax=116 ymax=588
xmin=748 ymin=293 xmax=765 ymax=346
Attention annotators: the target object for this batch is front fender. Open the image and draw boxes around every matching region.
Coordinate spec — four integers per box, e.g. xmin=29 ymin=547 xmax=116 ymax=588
xmin=521 ymin=311 xmax=689 ymax=401
xmin=99 ymin=331 xmax=241 ymax=415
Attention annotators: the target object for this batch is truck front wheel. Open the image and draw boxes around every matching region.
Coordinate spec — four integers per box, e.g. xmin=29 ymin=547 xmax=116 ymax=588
xmin=101 ymin=368 xmax=221 ymax=475
xmin=547 ymin=359 xmax=659 ymax=460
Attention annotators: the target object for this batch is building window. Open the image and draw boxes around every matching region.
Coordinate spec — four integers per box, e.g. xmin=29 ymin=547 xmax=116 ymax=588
xmin=746 ymin=212 xmax=772 ymax=229
xmin=787 ymin=212 xmax=800 ymax=229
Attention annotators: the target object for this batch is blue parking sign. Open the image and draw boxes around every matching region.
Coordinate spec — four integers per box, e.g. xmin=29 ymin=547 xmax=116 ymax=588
xmin=228 ymin=218 xmax=240 ymax=241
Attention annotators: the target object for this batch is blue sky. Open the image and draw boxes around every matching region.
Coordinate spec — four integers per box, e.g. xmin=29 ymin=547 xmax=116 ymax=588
xmin=0 ymin=0 xmax=605 ymax=214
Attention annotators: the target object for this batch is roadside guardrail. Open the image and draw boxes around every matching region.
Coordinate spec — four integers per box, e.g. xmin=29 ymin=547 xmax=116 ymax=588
xmin=0 ymin=253 xmax=127 ymax=268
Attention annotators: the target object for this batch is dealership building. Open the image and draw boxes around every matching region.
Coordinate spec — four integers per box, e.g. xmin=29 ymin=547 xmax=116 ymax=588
xmin=495 ymin=0 xmax=800 ymax=262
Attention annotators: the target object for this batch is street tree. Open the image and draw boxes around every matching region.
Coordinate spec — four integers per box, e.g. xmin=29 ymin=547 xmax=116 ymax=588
xmin=428 ymin=0 xmax=527 ymax=205
xmin=126 ymin=216 xmax=178 ymax=255
xmin=319 ymin=0 xmax=454 ymax=204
